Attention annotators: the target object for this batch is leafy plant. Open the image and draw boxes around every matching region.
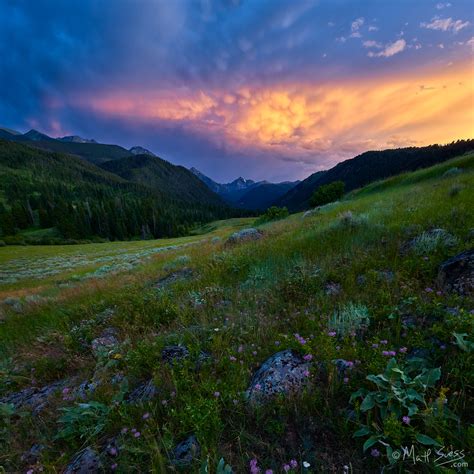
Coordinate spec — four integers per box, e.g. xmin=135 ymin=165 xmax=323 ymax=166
xmin=200 ymin=457 xmax=233 ymax=473
xmin=56 ymin=401 xmax=110 ymax=442
xmin=350 ymin=357 xmax=442 ymax=459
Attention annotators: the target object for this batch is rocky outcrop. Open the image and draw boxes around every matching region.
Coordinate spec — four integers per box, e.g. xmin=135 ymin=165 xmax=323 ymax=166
xmin=246 ymin=349 xmax=312 ymax=404
xmin=438 ymin=249 xmax=474 ymax=295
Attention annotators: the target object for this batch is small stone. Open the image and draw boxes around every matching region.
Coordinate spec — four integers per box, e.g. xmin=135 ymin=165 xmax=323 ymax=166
xmin=162 ymin=345 xmax=190 ymax=364
xmin=171 ymin=435 xmax=201 ymax=466
xmin=64 ymin=447 xmax=102 ymax=474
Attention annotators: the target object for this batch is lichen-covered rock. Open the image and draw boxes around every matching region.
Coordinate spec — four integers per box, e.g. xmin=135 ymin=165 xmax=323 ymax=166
xmin=246 ymin=349 xmax=311 ymax=404
xmin=155 ymin=268 xmax=193 ymax=289
xmin=64 ymin=447 xmax=102 ymax=474
xmin=75 ymin=379 xmax=100 ymax=400
xmin=171 ymin=435 xmax=200 ymax=466
xmin=226 ymin=228 xmax=263 ymax=246
xmin=438 ymin=249 xmax=474 ymax=295
xmin=91 ymin=328 xmax=119 ymax=356
xmin=162 ymin=344 xmax=190 ymax=364
xmin=127 ymin=379 xmax=159 ymax=404
xmin=0 ymin=380 xmax=64 ymax=414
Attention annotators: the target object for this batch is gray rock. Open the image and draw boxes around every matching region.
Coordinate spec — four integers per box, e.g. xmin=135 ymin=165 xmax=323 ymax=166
xmin=226 ymin=228 xmax=263 ymax=246
xmin=438 ymin=249 xmax=474 ymax=295
xmin=0 ymin=380 xmax=64 ymax=414
xmin=155 ymin=268 xmax=193 ymax=289
xmin=171 ymin=435 xmax=201 ymax=466
xmin=75 ymin=379 xmax=100 ymax=400
xmin=246 ymin=349 xmax=311 ymax=404
xmin=21 ymin=444 xmax=45 ymax=464
xmin=162 ymin=345 xmax=190 ymax=364
xmin=91 ymin=328 xmax=119 ymax=356
xmin=127 ymin=379 xmax=159 ymax=404
xmin=64 ymin=447 xmax=102 ymax=474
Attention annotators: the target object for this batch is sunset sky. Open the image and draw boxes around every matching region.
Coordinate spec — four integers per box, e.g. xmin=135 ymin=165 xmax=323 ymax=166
xmin=1 ymin=0 xmax=473 ymax=181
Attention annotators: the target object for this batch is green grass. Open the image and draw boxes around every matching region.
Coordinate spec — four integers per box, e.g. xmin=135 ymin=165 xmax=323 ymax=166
xmin=0 ymin=154 xmax=473 ymax=472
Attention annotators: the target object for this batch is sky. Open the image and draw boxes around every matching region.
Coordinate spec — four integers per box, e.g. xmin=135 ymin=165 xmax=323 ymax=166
xmin=1 ymin=0 xmax=473 ymax=182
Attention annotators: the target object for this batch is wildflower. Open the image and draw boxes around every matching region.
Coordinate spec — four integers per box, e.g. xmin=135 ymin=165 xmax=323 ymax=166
xmin=131 ymin=428 xmax=137 ymax=433
xmin=250 ymin=458 xmax=260 ymax=474
xmin=303 ymin=461 xmax=311 ymax=468
xmin=382 ymin=351 xmax=390 ymax=356
xmin=62 ymin=387 xmax=70 ymax=395
xmin=283 ymin=465 xmax=291 ymax=472
xmin=142 ymin=412 xmax=150 ymax=420
xmin=425 ymin=287 xmax=433 ymax=293
xmin=389 ymin=350 xmax=396 ymax=356
xmin=27 ymin=470 xmax=34 ymax=474
xmin=440 ymin=344 xmax=446 ymax=350
xmin=372 ymin=343 xmax=379 ymax=348
xmin=265 ymin=470 xmax=273 ymax=474
xmin=229 ymin=356 xmax=237 ymax=361
xmin=121 ymin=427 xmax=128 ymax=434
xmin=274 ymin=341 xmax=280 ymax=346
xmin=402 ymin=416 xmax=410 ymax=425
xmin=303 ymin=370 xmax=310 ymax=377
xmin=254 ymin=384 xmax=262 ymax=391
xmin=111 ymin=463 xmax=118 ymax=470
xmin=346 ymin=361 xmax=354 ymax=368
xmin=399 ymin=347 xmax=408 ymax=353
xmin=109 ymin=447 xmax=118 ymax=456
xmin=294 ymin=333 xmax=307 ymax=345
xmin=290 ymin=460 xmax=298 ymax=468
xmin=252 ymin=351 xmax=257 ymax=356
xmin=303 ymin=354 xmax=313 ymax=361
xmin=213 ymin=391 xmax=220 ymax=398
xmin=371 ymin=448 xmax=380 ymax=457
xmin=133 ymin=431 xmax=141 ymax=438
xmin=161 ymin=400 xmax=168 ymax=406
xmin=328 ymin=331 xmax=336 ymax=337
xmin=380 ymin=339 xmax=388 ymax=345
xmin=238 ymin=345 xmax=244 ymax=353
xmin=343 ymin=377 xmax=349 ymax=384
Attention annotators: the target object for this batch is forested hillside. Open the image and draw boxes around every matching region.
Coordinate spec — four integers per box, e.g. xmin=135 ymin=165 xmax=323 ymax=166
xmin=277 ymin=140 xmax=474 ymax=211
xmin=0 ymin=140 xmax=235 ymax=243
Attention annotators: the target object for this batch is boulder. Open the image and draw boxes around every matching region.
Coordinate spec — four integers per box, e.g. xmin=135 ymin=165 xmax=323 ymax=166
xmin=64 ymin=447 xmax=102 ymax=474
xmin=438 ymin=249 xmax=474 ymax=295
xmin=171 ymin=435 xmax=201 ymax=466
xmin=226 ymin=228 xmax=263 ymax=246
xmin=246 ymin=349 xmax=312 ymax=404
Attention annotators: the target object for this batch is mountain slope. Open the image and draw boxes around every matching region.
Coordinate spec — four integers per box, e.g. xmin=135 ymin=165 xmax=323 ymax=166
xmin=100 ymin=154 xmax=225 ymax=207
xmin=277 ymin=140 xmax=474 ymax=211
xmin=0 ymin=140 xmax=233 ymax=241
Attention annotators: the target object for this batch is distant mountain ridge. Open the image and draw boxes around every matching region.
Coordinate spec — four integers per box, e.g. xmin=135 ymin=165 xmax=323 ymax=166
xmin=58 ymin=135 xmax=97 ymax=144
xmin=190 ymin=167 xmax=299 ymax=210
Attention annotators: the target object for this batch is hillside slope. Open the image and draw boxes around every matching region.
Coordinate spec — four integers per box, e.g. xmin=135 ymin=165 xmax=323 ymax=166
xmin=100 ymin=154 xmax=226 ymax=207
xmin=277 ymin=140 xmax=474 ymax=211
xmin=0 ymin=153 xmax=472 ymax=472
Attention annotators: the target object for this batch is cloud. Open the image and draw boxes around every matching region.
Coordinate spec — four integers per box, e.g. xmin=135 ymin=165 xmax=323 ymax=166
xmin=363 ymin=40 xmax=383 ymax=49
xmin=350 ymin=17 xmax=364 ymax=38
xmin=467 ymin=37 xmax=474 ymax=47
xmin=368 ymin=25 xmax=379 ymax=32
xmin=421 ymin=17 xmax=470 ymax=33
xmin=368 ymin=39 xmax=406 ymax=57
xmin=436 ymin=2 xmax=452 ymax=9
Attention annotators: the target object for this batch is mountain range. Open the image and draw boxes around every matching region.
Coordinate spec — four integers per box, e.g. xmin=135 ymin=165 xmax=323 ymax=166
xmin=190 ymin=167 xmax=299 ymax=210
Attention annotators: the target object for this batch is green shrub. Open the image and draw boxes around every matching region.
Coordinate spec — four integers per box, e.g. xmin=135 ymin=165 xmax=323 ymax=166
xmin=310 ymin=181 xmax=345 ymax=207
xmin=329 ymin=303 xmax=370 ymax=336
xmin=255 ymin=206 xmax=289 ymax=225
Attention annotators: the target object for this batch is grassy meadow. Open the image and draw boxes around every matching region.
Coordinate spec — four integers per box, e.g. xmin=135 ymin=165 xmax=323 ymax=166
xmin=0 ymin=154 xmax=473 ymax=472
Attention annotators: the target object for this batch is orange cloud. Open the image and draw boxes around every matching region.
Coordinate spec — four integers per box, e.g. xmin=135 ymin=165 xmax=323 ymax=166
xmin=73 ymin=60 xmax=473 ymax=165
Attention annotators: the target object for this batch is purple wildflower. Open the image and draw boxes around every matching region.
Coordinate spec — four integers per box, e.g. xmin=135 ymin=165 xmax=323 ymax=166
xmin=402 ymin=416 xmax=410 ymax=425
xmin=328 ymin=331 xmax=337 ymax=337
xmin=372 ymin=343 xmax=379 ymax=349
xmin=250 ymin=458 xmax=260 ymax=474
xmin=399 ymin=347 xmax=407 ymax=353
xmin=283 ymin=465 xmax=291 ymax=472
xmin=303 ymin=354 xmax=313 ymax=361
xmin=343 ymin=377 xmax=349 ymax=384
xmin=133 ymin=431 xmax=141 ymax=438
xmin=371 ymin=448 xmax=380 ymax=457
xmin=142 ymin=412 xmax=150 ymax=420
xmin=290 ymin=460 xmax=298 ymax=468
xmin=380 ymin=339 xmax=388 ymax=345
xmin=229 ymin=356 xmax=237 ymax=361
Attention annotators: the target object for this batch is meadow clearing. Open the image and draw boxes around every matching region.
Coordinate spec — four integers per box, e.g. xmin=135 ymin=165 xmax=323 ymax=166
xmin=0 ymin=154 xmax=473 ymax=472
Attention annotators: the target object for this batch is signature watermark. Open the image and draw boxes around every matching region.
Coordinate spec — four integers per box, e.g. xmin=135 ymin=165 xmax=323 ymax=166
xmin=391 ymin=445 xmax=468 ymax=468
